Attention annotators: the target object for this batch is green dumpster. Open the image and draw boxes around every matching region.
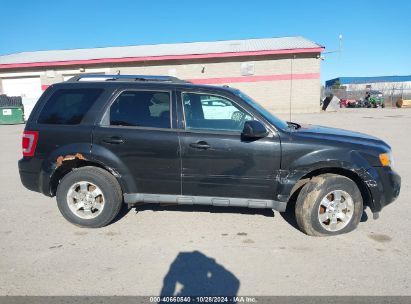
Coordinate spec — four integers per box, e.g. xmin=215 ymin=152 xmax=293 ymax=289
xmin=0 ymin=94 xmax=24 ymax=124
xmin=0 ymin=106 xmax=24 ymax=124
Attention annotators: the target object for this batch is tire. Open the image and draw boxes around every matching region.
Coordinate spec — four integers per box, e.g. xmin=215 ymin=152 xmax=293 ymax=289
xmin=56 ymin=166 xmax=123 ymax=228
xmin=295 ymin=174 xmax=363 ymax=236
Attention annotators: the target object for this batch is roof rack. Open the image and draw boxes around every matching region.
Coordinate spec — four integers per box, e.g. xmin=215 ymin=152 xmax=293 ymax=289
xmin=66 ymin=74 xmax=189 ymax=83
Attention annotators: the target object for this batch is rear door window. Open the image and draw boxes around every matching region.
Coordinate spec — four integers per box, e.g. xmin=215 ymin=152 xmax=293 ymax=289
xmin=110 ymin=91 xmax=171 ymax=129
xmin=38 ymin=89 xmax=103 ymax=124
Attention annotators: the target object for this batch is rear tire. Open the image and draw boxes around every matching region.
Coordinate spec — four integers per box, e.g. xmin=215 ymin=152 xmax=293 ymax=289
xmin=56 ymin=166 xmax=123 ymax=228
xmin=295 ymin=174 xmax=363 ymax=236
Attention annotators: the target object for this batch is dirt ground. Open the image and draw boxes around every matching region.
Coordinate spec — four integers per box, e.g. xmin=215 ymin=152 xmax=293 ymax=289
xmin=0 ymin=108 xmax=410 ymax=296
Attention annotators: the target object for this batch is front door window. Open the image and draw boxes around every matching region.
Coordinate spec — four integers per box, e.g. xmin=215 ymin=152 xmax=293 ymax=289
xmin=182 ymin=93 xmax=253 ymax=132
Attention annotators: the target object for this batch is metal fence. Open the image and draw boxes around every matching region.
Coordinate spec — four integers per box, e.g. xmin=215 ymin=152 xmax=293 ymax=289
xmin=324 ymin=83 xmax=411 ymax=107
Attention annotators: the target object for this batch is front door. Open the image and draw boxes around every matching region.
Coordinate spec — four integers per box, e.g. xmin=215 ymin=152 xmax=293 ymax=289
xmin=178 ymin=91 xmax=281 ymax=200
xmin=92 ymin=89 xmax=180 ymax=195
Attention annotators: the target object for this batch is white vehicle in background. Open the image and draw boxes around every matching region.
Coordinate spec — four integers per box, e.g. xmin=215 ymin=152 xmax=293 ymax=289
xmin=201 ymin=97 xmax=241 ymax=120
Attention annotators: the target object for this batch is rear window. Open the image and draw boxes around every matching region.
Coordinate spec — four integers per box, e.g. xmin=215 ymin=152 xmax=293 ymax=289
xmin=38 ymin=89 xmax=103 ymax=124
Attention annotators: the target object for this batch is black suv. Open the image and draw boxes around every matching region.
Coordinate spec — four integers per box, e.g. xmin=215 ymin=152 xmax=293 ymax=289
xmin=18 ymin=74 xmax=401 ymax=236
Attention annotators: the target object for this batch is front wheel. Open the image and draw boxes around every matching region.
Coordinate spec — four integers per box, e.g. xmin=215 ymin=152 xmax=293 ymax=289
xmin=56 ymin=166 xmax=123 ymax=228
xmin=295 ymin=174 xmax=363 ymax=236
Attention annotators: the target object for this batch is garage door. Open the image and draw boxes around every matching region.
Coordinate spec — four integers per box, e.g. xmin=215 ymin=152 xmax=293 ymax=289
xmin=1 ymin=77 xmax=43 ymax=121
xmin=1 ymin=77 xmax=42 ymax=99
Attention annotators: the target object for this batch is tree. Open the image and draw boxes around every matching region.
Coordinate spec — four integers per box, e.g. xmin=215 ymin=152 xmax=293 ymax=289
xmin=331 ymin=80 xmax=343 ymax=89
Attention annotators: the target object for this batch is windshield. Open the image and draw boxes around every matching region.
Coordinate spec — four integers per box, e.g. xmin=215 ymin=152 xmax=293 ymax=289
xmin=235 ymin=91 xmax=289 ymax=130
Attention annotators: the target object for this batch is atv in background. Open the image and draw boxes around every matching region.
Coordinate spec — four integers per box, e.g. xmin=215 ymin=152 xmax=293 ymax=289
xmin=365 ymin=90 xmax=385 ymax=108
xmin=339 ymin=98 xmax=371 ymax=108
xmin=340 ymin=99 xmax=360 ymax=108
xmin=340 ymin=91 xmax=385 ymax=108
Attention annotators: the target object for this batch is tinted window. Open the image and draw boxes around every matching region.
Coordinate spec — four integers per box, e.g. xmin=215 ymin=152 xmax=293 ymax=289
xmin=183 ymin=93 xmax=253 ymax=132
xmin=38 ymin=89 xmax=102 ymax=124
xmin=110 ymin=91 xmax=171 ymax=128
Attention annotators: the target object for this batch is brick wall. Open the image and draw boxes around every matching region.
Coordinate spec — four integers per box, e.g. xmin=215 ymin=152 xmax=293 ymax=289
xmin=108 ymin=54 xmax=321 ymax=113
xmin=0 ymin=53 xmax=321 ymax=114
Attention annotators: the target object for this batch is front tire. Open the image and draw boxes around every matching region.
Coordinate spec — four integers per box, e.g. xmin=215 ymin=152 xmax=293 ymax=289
xmin=56 ymin=166 xmax=123 ymax=228
xmin=295 ymin=174 xmax=363 ymax=236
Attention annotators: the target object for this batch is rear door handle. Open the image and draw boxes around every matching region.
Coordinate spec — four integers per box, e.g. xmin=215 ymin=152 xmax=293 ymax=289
xmin=189 ymin=141 xmax=210 ymax=150
xmin=102 ymin=136 xmax=125 ymax=144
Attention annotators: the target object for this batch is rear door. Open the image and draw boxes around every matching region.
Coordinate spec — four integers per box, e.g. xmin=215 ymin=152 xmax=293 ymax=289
xmin=91 ymin=88 xmax=181 ymax=195
xmin=177 ymin=90 xmax=281 ymax=200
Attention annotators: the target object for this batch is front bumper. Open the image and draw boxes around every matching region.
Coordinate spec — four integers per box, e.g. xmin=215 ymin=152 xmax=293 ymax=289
xmin=365 ymin=166 xmax=401 ymax=212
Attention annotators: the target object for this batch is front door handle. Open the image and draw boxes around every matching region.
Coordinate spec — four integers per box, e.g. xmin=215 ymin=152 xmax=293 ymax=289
xmin=189 ymin=141 xmax=210 ymax=150
xmin=102 ymin=136 xmax=125 ymax=144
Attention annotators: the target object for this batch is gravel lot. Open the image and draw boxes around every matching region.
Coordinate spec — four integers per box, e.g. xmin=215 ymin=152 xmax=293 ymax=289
xmin=0 ymin=108 xmax=410 ymax=296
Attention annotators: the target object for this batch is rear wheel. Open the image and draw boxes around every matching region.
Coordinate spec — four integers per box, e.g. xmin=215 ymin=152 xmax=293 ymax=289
xmin=295 ymin=174 xmax=363 ymax=236
xmin=56 ymin=166 xmax=123 ymax=228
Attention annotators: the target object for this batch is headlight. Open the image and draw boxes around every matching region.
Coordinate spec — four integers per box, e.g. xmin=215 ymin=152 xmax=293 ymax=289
xmin=379 ymin=152 xmax=394 ymax=167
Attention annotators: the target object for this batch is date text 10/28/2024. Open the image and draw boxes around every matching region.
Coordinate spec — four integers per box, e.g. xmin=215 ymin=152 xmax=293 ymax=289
xmin=150 ymin=296 xmax=257 ymax=303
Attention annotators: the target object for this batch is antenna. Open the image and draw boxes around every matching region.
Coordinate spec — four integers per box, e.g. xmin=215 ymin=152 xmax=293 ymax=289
xmin=323 ymin=34 xmax=343 ymax=56
xmin=289 ymin=54 xmax=296 ymax=122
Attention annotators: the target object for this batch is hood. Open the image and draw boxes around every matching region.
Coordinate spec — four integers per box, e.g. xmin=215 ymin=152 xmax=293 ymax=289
xmin=292 ymin=124 xmax=390 ymax=150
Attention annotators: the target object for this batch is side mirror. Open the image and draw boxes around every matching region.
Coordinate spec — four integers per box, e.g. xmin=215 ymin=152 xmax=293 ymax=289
xmin=242 ymin=120 xmax=269 ymax=138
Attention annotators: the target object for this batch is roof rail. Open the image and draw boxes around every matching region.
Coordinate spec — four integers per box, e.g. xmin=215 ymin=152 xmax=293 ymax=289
xmin=66 ymin=74 xmax=189 ymax=83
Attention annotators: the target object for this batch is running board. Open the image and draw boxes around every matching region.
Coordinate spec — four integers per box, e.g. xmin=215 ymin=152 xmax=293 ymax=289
xmin=124 ymin=193 xmax=287 ymax=212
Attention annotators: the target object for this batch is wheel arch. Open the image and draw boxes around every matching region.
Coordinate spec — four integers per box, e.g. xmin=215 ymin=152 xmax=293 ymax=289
xmin=49 ymin=159 xmax=125 ymax=197
xmin=289 ymin=167 xmax=372 ymax=209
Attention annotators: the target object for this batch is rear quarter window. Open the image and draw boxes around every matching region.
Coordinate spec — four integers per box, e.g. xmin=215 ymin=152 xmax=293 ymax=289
xmin=37 ymin=89 xmax=103 ymax=124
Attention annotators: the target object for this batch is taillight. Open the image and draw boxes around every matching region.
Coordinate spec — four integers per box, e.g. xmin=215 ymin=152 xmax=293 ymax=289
xmin=22 ymin=130 xmax=39 ymax=157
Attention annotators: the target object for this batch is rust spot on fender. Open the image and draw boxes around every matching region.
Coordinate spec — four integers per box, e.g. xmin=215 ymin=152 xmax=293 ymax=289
xmin=56 ymin=153 xmax=86 ymax=167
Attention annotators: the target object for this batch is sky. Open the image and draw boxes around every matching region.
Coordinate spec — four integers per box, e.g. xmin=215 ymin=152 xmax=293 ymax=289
xmin=0 ymin=0 xmax=410 ymax=83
